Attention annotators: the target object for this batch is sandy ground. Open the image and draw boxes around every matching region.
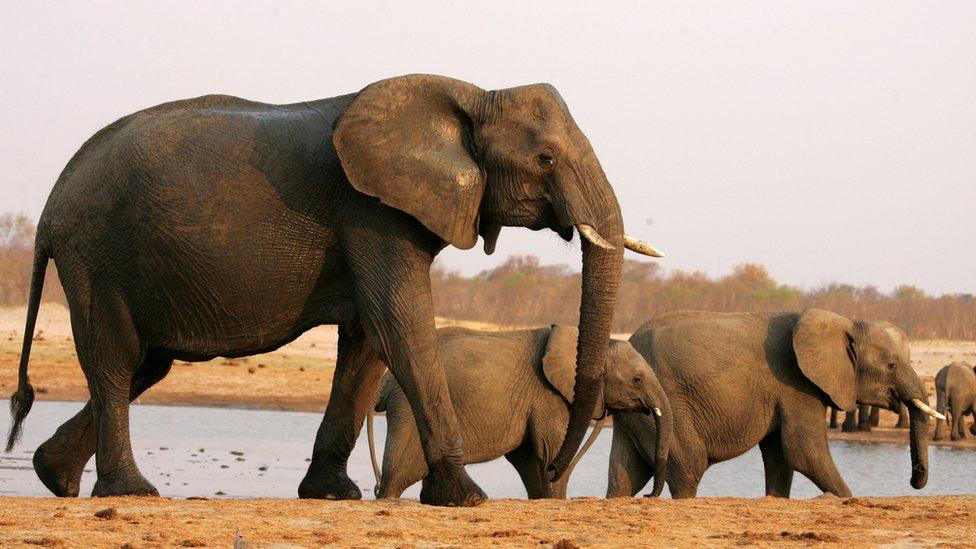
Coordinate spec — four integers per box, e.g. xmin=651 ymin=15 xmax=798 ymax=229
xmin=0 ymin=495 xmax=973 ymax=548
xmin=2 ymin=304 xmax=974 ymax=446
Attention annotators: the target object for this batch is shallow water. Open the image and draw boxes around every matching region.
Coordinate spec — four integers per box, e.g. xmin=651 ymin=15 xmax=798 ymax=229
xmin=1 ymin=401 xmax=973 ymax=499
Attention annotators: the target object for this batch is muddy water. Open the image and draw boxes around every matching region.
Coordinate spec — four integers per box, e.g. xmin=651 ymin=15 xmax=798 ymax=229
xmin=2 ymin=401 xmax=973 ymax=499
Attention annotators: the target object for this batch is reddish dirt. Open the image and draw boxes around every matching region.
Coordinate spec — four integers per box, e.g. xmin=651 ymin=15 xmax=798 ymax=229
xmin=0 ymin=495 xmax=973 ymax=548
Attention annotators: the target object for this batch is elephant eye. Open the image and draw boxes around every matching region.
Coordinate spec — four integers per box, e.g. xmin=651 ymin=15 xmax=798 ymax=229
xmin=538 ymin=153 xmax=556 ymax=168
xmin=888 ymin=362 xmax=897 ymax=370
xmin=633 ymin=375 xmax=643 ymax=385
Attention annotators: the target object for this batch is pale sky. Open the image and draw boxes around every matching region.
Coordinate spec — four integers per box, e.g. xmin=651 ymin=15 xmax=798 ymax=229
xmin=2 ymin=2 xmax=973 ymax=294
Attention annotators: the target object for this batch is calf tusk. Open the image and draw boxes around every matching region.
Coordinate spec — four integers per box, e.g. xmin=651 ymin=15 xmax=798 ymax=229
xmin=577 ymin=224 xmax=615 ymax=250
xmin=653 ymin=406 xmax=662 ymax=417
xmin=911 ymin=398 xmax=946 ymax=421
xmin=623 ymin=235 xmax=664 ymax=258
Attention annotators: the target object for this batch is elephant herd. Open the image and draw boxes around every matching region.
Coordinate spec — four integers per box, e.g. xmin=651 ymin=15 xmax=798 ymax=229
xmin=367 ymin=309 xmax=943 ymax=500
xmin=0 ymin=74 xmax=951 ymax=505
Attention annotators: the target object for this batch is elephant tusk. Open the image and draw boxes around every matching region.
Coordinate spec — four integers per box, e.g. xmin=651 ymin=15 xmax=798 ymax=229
xmin=576 ymin=224 xmax=615 ymax=250
xmin=911 ymin=398 xmax=946 ymax=421
xmin=623 ymin=235 xmax=664 ymax=258
xmin=652 ymin=406 xmax=662 ymax=417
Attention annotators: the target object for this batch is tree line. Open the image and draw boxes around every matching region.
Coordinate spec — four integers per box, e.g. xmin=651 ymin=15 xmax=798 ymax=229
xmin=432 ymin=256 xmax=976 ymax=340
xmin=0 ymin=214 xmax=972 ymax=339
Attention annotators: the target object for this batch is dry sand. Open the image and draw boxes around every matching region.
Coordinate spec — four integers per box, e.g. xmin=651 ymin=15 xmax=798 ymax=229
xmin=0 ymin=495 xmax=974 ymax=548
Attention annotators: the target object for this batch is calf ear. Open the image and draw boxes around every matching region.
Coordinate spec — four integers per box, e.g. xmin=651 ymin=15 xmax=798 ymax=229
xmin=792 ymin=309 xmax=857 ymax=411
xmin=542 ymin=325 xmax=605 ymax=418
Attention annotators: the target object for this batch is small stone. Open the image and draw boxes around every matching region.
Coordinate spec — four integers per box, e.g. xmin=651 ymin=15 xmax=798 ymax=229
xmin=94 ymin=507 xmax=118 ymax=520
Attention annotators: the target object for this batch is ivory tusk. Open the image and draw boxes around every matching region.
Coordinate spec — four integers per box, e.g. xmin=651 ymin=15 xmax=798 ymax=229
xmin=623 ymin=235 xmax=664 ymax=258
xmin=911 ymin=398 xmax=947 ymax=421
xmin=652 ymin=407 xmax=662 ymax=417
xmin=576 ymin=224 xmax=615 ymax=250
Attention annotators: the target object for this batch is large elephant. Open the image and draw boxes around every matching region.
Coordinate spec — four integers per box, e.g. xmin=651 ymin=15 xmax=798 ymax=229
xmin=607 ymin=309 xmax=943 ymax=499
xmin=367 ymin=325 xmax=672 ymax=499
xmin=3 ymin=74 xmax=661 ymax=505
xmin=933 ymin=362 xmax=976 ymax=441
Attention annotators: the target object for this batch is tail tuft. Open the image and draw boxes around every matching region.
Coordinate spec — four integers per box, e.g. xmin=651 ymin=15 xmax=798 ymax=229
xmin=5 ymin=383 xmax=34 ymax=452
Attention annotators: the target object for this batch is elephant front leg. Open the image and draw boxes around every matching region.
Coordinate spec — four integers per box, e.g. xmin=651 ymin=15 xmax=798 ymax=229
xmin=758 ymin=432 xmax=793 ymax=498
xmin=339 ymin=243 xmax=485 ymax=507
xmin=300 ymin=322 xmax=386 ymax=500
xmin=781 ymin=411 xmax=852 ymax=498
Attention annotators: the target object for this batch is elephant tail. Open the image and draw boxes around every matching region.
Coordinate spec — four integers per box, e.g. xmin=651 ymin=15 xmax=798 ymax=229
xmin=561 ymin=417 xmax=606 ymax=484
xmin=367 ymin=410 xmax=382 ymax=497
xmin=368 ymin=373 xmax=394 ymax=497
xmin=934 ymin=380 xmax=948 ymax=425
xmin=6 ymin=246 xmax=49 ymax=452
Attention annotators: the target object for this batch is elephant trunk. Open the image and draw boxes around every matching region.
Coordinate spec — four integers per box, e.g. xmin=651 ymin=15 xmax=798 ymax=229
xmin=900 ymin=374 xmax=932 ymax=489
xmin=906 ymin=403 xmax=930 ymax=489
xmin=548 ymin=188 xmax=624 ymax=481
xmin=649 ymin=386 xmax=673 ymax=497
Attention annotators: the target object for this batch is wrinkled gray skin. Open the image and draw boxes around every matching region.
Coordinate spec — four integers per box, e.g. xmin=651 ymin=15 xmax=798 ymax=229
xmin=4 ymin=75 xmax=658 ymax=506
xmin=369 ymin=326 xmax=672 ymax=499
xmin=933 ymin=362 xmax=976 ymax=441
xmin=608 ymin=309 xmax=934 ymax=499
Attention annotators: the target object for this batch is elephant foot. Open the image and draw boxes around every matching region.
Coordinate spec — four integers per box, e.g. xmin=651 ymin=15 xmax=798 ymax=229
xmin=933 ymin=433 xmax=946 ymax=442
xmin=419 ymin=463 xmax=486 ymax=507
xmin=298 ymin=470 xmax=362 ymax=500
xmin=856 ymin=425 xmax=872 ymax=433
xmin=970 ymin=424 xmax=976 ymax=436
xmin=950 ymin=433 xmax=965 ymax=442
xmin=92 ymin=471 xmax=159 ymax=497
xmin=841 ymin=424 xmax=857 ymax=433
xmin=33 ymin=442 xmax=87 ymax=498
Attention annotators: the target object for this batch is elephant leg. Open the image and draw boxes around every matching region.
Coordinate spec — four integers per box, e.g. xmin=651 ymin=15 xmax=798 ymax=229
xmin=606 ymin=426 xmax=651 ymax=498
xmin=376 ymin=392 xmax=427 ymax=499
xmin=33 ymin=351 xmax=173 ymax=497
xmin=868 ymin=406 xmax=880 ymax=428
xmin=300 ymin=322 xmax=386 ymax=500
xmin=338 ymin=246 xmax=484 ymax=507
xmin=950 ymin=399 xmax=966 ymax=440
xmin=758 ymin=431 xmax=793 ymax=498
xmin=69 ymin=300 xmax=158 ymax=497
xmin=665 ymin=443 xmax=706 ymax=499
xmin=894 ymin=403 xmax=910 ymax=429
xmin=841 ymin=409 xmax=858 ymax=432
xmin=856 ymin=404 xmax=872 ymax=432
xmin=828 ymin=408 xmax=839 ymax=429
xmin=782 ymin=416 xmax=851 ymax=498
xmin=505 ymin=442 xmax=552 ymax=499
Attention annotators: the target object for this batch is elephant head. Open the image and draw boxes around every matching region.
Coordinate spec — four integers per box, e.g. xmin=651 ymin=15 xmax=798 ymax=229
xmin=541 ymin=325 xmax=672 ymax=495
xmin=792 ymin=308 xmax=942 ymax=489
xmin=333 ymin=75 xmax=662 ymax=478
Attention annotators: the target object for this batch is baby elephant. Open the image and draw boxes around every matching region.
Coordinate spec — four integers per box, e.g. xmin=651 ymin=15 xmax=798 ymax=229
xmin=368 ymin=325 xmax=672 ymax=499
xmin=933 ymin=362 xmax=976 ymax=441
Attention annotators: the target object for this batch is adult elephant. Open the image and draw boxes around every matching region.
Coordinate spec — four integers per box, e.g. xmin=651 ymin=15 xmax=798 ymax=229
xmin=367 ymin=325 xmax=672 ymax=500
xmin=933 ymin=362 xmax=976 ymax=441
xmin=607 ymin=309 xmax=943 ymax=499
xmin=4 ymin=74 xmax=661 ymax=506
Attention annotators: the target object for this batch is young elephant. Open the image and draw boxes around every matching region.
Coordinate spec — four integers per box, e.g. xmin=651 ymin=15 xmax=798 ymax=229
xmin=368 ymin=325 xmax=672 ymax=499
xmin=933 ymin=362 xmax=976 ymax=441
xmin=607 ymin=309 xmax=943 ymax=499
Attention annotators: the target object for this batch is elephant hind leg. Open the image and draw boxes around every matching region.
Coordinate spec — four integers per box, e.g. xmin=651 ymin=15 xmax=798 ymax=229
xmin=758 ymin=431 xmax=793 ymax=498
xmin=781 ymin=413 xmax=851 ymax=498
xmin=300 ymin=322 xmax=386 ymax=500
xmin=34 ymin=350 xmax=173 ymax=497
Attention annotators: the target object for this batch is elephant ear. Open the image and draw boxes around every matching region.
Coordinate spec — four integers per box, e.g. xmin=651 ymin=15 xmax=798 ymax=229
xmin=542 ymin=325 xmax=605 ymax=419
xmin=333 ymin=74 xmax=487 ymax=250
xmin=792 ymin=309 xmax=857 ymax=411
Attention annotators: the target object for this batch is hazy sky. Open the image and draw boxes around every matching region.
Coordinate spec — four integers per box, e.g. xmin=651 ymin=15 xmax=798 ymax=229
xmin=2 ymin=2 xmax=973 ymax=294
